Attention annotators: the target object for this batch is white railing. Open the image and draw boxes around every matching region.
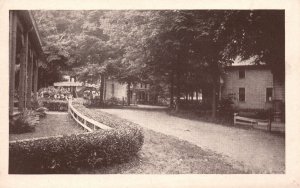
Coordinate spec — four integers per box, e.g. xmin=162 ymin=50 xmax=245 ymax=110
xmin=68 ymin=100 xmax=112 ymax=132
xmin=234 ymin=113 xmax=271 ymax=130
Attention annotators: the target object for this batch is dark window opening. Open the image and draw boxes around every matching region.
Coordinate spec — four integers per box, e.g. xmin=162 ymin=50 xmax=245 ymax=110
xmin=111 ymin=83 xmax=114 ymax=97
xmin=239 ymin=69 xmax=245 ymax=79
xmin=239 ymin=88 xmax=245 ymax=102
xmin=266 ymin=88 xmax=273 ymax=102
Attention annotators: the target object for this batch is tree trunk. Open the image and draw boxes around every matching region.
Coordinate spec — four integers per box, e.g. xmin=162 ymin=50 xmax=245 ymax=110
xmin=99 ymin=74 xmax=105 ymax=104
xmin=211 ymin=83 xmax=217 ymax=118
xmin=127 ymin=82 xmax=131 ymax=105
xmin=175 ymin=72 xmax=181 ymax=111
xmin=211 ymin=75 xmax=220 ymax=119
xmin=170 ymin=71 xmax=174 ymax=108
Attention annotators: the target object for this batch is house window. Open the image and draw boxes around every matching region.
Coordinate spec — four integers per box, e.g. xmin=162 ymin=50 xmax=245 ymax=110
xmin=239 ymin=69 xmax=245 ymax=79
xmin=266 ymin=88 xmax=273 ymax=102
xmin=111 ymin=83 xmax=114 ymax=97
xmin=239 ymin=88 xmax=245 ymax=102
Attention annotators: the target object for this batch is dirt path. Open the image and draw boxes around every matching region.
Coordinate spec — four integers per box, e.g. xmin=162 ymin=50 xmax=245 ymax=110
xmin=101 ymin=106 xmax=285 ymax=173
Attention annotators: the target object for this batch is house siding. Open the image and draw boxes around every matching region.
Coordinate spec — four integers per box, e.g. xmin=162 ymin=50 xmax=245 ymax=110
xmin=273 ymin=76 xmax=285 ymax=102
xmin=222 ymin=68 xmax=274 ymax=110
xmin=104 ymin=79 xmax=127 ymax=100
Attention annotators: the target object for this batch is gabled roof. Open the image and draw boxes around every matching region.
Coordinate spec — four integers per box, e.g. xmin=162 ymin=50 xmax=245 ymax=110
xmin=226 ymin=56 xmax=268 ymax=69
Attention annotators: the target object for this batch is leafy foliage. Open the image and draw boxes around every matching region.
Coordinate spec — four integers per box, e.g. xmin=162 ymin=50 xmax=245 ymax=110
xmin=33 ymin=10 xmax=284 ymax=115
xmin=218 ymin=10 xmax=285 ymax=78
xmin=9 ymin=110 xmax=39 ymax=134
xmin=40 ymin=99 xmax=68 ymax=111
xmin=38 ymin=86 xmax=71 ymax=100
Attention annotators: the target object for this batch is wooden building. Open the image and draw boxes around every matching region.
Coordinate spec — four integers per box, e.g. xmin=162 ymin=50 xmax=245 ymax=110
xmin=221 ymin=63 xmax=285 ymax=122
xmin=9 ymin=10 xmax=44 ymax=116
xmin=104 ymin=78 xmax=151 ymax=104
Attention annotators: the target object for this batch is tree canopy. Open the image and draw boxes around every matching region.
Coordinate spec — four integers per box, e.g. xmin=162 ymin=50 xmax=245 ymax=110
xmin=33 ymin=10 xmax=285 ymax=114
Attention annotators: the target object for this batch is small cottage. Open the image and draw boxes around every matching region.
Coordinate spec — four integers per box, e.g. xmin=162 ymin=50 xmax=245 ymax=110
xmin=104 ymin=79 xmax=151 ymax=104
xmin=221 ymin=62 xmax=285 ymax=121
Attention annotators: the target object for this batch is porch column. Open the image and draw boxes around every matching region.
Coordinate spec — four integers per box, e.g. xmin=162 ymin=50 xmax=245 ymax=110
xmin=18 ymin=31 xmax=28 ymax=112
xmin=33 ymin=58 xmax=39 ymax=100
xmin=9 ymin=12 xmax=17 ymax=115
xmin=26 ymin=50 xmax=34 ymax=108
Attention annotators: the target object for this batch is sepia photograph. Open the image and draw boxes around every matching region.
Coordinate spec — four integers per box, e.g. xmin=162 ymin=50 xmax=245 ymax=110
xmin=1 ymin=0 xmax=300 ymax=187
xmin=8 ymin=9 xmax=285 ymax=174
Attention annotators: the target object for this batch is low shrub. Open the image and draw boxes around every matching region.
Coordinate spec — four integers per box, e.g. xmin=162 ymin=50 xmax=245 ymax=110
xmin=87 ymin=98 xmax=101 ymax=107
xmin=31 ymin=98 xmax=43 ymax=110
xmin=9 ymin=103 xmax=144 ymax=174
xmin=218 ymin=97 xmax=234 ymax=118
xmin=104 ymin=97 xmax=123 ymax=106
xmin=9 ymin=110 xmax=39 ymax=134
xmin=41 ymin=99 xmax=68 ymax=111
xmin=38 ymin=86 xmax=71 ymax=100
xmin=85 ymin=97 xmax=123 ymax=108
xmin=238 ymin=109 xmax=271 ymax=120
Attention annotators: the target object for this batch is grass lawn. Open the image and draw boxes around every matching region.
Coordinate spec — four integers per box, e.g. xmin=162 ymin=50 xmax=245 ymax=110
xmin=167 ymin=109 xmax=234 ymax=127
xmin=79 ymin=128 xmax=246 ymax=174
xmin=9 ymin=113 xmax=85 ymax=141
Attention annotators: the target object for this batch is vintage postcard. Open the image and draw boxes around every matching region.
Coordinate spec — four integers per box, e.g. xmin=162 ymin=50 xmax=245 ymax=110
xmin=1 ymin=0 xmax=300 ymax=187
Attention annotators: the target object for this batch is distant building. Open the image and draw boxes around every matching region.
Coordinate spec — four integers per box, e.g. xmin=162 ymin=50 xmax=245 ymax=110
xmin=54 ymin=75 xmax=100 ymax=97
xmin=221 ymin=63 xmax=285 ymax=112
xmin=104 ymin=78 xmax=151 ymax=104
xmin=9 ymin=10 xmax=45 ymax=116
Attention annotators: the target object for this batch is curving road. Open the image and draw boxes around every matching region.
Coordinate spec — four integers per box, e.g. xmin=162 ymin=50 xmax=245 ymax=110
xmin=101 ymin=105 xmax=285 ymax=173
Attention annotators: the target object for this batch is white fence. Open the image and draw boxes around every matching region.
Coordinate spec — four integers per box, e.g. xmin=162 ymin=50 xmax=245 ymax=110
xmin=234 ymin=113 xmax=271 ymax=131
xmin=68 ymin=100 xmax=112 ymax=132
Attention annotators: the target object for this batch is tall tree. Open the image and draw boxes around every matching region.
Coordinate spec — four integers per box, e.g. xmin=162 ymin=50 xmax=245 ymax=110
xmin=218 ymin=10 xmax=285 ymax=79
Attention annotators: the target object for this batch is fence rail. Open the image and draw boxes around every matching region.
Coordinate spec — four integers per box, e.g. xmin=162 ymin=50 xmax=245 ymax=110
xmin=234 ymin=113 xmax=271 ymax=131
xmin=68 ymin=100 xmax=112 ymax=132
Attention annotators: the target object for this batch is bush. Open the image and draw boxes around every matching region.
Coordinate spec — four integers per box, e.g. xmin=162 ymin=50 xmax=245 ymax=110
xmin=9 ymin=110 xmax=39 ymax=134
xmin=175 ymin=100 xmax=210 ymax=112
xmin=218 ymin=97 xmax=234 ymax=117
xmin=38 ymin=86 xmax=71 ymax=100
xmin=104 ymin=97 xmax=123 ymax=106
xmin=85 ymin=97 xmax=123 ymax=108
xmin=9 ymin=103 xmax=144 ymax=174
xmin=31 ymin=98 xmax=43 ymax=110
xmin=41 ymin=99 xmax=68 ymax=111
xmin=238 ymin=109 xmax=270 ymax=120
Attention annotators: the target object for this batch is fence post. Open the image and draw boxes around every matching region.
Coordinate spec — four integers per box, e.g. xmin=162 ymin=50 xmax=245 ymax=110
xmin=68 ymin=99 xmax=70 ymax=113
xmin=233 ymin=113 xmax=238 ymax=125
xmin=267 ymin=109 xmax=272 ymax=132
xmin=68 ymin=98 xmax=72 ymax=113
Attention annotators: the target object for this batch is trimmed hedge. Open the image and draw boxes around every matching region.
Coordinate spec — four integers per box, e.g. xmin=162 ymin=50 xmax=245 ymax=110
xmin=9 ymin=103 xmax=144 ymax=174
xmin=85 ymin=97 xmax=124 ymax=108
xmin=41 ymin=99 xmax=68 ymax=111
